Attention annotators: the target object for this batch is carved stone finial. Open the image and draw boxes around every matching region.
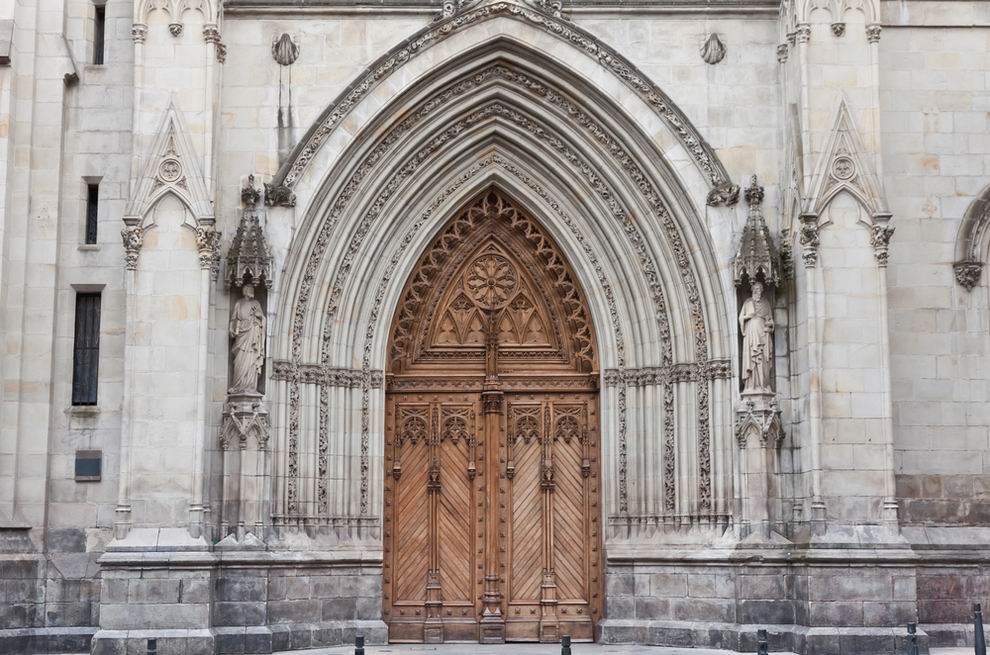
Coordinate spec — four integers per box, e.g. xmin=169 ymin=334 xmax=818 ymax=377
xmin=776 ymin=43 xmax=789 ymax=64
xmin=707 ymin=180 xmax=741 ymax=207
xmin=264 ymin=182 xmax=296 ymax=208
xmin=870 ymin=222 xmax=895 ymax=267
xmin=700 ymin=33 xmax=726 ymax=65
xmin=168 ymin=22 xmax=183 ymax=37
xmin=866 ymin=23 xmax=882 ymax=43
xmin=831 ymin=22 xmax=846 ymax=37
xmin=272 ymin=33 xmax=300 ymax=66
xmin=121 ymin=224 xmax=145 ymax=271
xmin=954 ymin=261 xmax=983 ymax=291
xmin=241 ymin=175 xmax=262 ymax=207
xmin=733 ymin=176 xmax=781 ymax=287
xmin=226 ymin=209 xmax=274 ymax=289
xmin=799 ymin=215 xmax=820 ymax=268
xmin=196 ymin=225 xmax=222 ymax=279
xmin=131 ymin=24 xmax=148 ymax=44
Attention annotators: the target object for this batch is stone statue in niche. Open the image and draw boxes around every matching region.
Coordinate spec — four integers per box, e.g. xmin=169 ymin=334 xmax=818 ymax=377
xmin=229 ymin=284 xmax=266 ymax=395
xmin=739 ymin=280 xmax=774 ymax=394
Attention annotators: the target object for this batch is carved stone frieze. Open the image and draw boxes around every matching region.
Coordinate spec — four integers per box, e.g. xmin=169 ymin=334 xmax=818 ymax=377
xmin=121 ymin=224 xmax=144 ymax=271
xmin=602 ymin=360 xmax=732 ymax=387
xmin=953 ymin=261 xmax=983 ymax=291
xmin=272 ymin=361 xmax=385 ymax=389
xmin=275 ymin=0 xmax=735 ymax=200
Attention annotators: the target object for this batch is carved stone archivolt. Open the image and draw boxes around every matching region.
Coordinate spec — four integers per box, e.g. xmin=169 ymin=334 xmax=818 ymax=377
xmin=953 ymin=184 xmax=990 ymax=291
xmin=272 ymin=0 xmax=736 ymax=202
xmin=276 ymin=61 xmax=732 ymax=522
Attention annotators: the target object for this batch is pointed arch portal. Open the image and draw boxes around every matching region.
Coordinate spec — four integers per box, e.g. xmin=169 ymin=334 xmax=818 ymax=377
xmin=383 ymin=190 xmax=601 ymax=643
xmin=265 ymin=20 xmax=737 ymax=627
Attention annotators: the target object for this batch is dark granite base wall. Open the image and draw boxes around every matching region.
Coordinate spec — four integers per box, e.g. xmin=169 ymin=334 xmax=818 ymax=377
xmin=599 ymin=560 xmax=931 ymax=655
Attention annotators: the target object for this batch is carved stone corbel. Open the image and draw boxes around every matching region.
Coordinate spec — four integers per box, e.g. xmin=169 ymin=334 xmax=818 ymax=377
xmin=831 ymin=22 xmax=846 ymax=37
xmin=735 ymin=398 xmax=784 ymax=450
xmin=776 ymin=43 xmax=789 ymax=64
xmin=121 ymin=223 xmax=145 ymax=271
xmin=264 ymin=182 xmax=296 ymax=208
xmin=795 ymin=23 xmax=811 ymax=45
xmin=799 ymin=214 xmax=820 ymax=268
xmin=870 ymin=222 xmax=895 ymax=267
xmin=706 ymin=180 xmax=741 ymax=207
xmin=168 ymin=22 xmax=182 ymax=37
xmin=954 ymin=261 xmax=984 ymax=291
xmin=131 ymin=24 xmax=148 ymax=44
xmin=195 ymin=225 xmax=222 ymax=280
xmin=866 ymin=23 xmax=882 ymax=43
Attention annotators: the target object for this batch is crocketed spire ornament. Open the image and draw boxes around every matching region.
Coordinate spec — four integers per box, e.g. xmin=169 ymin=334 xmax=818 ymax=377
xmin=226 ymin=209 xmax=274 ymax=289
xmin=733 ymin=175 xmax=782 ymax=288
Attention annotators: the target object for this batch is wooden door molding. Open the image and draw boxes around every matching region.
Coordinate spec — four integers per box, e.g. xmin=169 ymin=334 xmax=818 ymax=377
xmin=384 ymin=189 xmax=602 ymax=643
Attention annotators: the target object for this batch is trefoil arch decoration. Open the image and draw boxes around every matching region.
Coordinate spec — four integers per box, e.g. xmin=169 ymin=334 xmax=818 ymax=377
xmin=270 ymin=0 xmax=738 ymax=206
xmin=953 ymin=183 xmax=990 ymax=291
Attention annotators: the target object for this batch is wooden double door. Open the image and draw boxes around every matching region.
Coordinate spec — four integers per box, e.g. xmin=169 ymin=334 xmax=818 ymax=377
xmin=383 ymin=189 xmax=602 ymax=643
xmin=384 ymin=389 xmax=601 ymax=643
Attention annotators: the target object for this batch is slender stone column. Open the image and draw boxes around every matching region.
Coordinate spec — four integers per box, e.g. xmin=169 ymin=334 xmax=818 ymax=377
xmin=480 ymin=310 xmax=505 ymax=643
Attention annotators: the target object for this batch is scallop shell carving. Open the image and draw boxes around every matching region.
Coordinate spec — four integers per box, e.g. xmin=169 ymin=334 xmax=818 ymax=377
xmin=272 ymin=33 xmax=300 ymax=66
xmin=700 ymin=33 xmax=726 ymax=65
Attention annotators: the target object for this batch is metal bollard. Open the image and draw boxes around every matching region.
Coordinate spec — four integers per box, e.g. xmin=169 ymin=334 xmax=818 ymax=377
xmin=976 ymin=604 xmax=987 ymax=655
xmin=561 ymin=634 xmax=572 ymax=655
xmin=757 ymin=628 xmax=769 ymax=655
xmin=907 ymin=622 xmax=919 ymax=655
xmin=355 ymin=633 xmax=365 ymax=655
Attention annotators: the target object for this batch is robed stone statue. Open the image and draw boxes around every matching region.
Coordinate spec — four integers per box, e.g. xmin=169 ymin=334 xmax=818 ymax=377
xmin=229 ymin=284 xmax=266 ymax=395
xmin=739 ymin=280 xmax=774 ymax=394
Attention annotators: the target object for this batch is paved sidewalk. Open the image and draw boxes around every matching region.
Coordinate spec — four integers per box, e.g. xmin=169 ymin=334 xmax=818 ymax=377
xmin=276 ymin=646 xmax=973 ymax=655
xmin=277 ymin=647 xmax=786 ymax=655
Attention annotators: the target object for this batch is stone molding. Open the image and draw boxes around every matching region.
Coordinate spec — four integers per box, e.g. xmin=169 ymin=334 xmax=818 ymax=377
xmin=270 ymin=0 xmax=737 ymax=204
xmin=271 ymin=361 xmax=384 ymax=389
xmin=603 ymin=361 xmax=732 ymax=387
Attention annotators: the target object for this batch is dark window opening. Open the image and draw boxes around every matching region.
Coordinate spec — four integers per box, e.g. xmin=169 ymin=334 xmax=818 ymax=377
xmin=93 ymin=5 xmax=105 ymax=65
xmin=85 ymin=183 xmax=99 ymax=244
xmin=75 ymin=450 xmax=102 ymax=481
xmin=72 ymin=293 xmax=101 ymax=406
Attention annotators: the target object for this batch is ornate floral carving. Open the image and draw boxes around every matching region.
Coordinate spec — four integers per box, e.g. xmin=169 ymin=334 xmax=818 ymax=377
xmin=195 ymin=225 xmax=222 ymax=279
xmin=276 ymin=1 xmax=734 ymax=198
xmin=121 ymin=224 xmax=144 ymax=270
xmin=954 ymin=261 xmax=984 ymax=291
xmin=870 ymin=222 xmax=895 ymax=267
xmin=700 ymin=33 xmax=726 ymax=65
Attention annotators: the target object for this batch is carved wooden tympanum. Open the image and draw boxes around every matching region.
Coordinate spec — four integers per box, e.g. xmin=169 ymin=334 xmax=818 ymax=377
xmin=384 ymin=190 xmax=601 ymax=643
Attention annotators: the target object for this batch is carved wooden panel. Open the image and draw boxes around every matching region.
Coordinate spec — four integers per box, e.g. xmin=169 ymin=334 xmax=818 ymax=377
xmin=384 ymin=190 xmax=600 ymax=644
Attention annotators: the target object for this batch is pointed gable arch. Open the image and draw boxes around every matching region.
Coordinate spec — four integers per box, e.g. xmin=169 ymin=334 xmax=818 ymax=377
xmin=125 ymin=100 xmax=214 ymax=228
xmin=805 ymin=98 xmax=888 ymax=220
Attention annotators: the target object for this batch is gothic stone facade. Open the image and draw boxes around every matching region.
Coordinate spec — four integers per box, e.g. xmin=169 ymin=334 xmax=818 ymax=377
xmin=1 ymin=0 xmax=989 ymax=654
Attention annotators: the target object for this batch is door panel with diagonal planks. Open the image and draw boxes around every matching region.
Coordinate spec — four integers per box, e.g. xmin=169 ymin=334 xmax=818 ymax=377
xmin=384 ymin=190 xmax=601 ymax=643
